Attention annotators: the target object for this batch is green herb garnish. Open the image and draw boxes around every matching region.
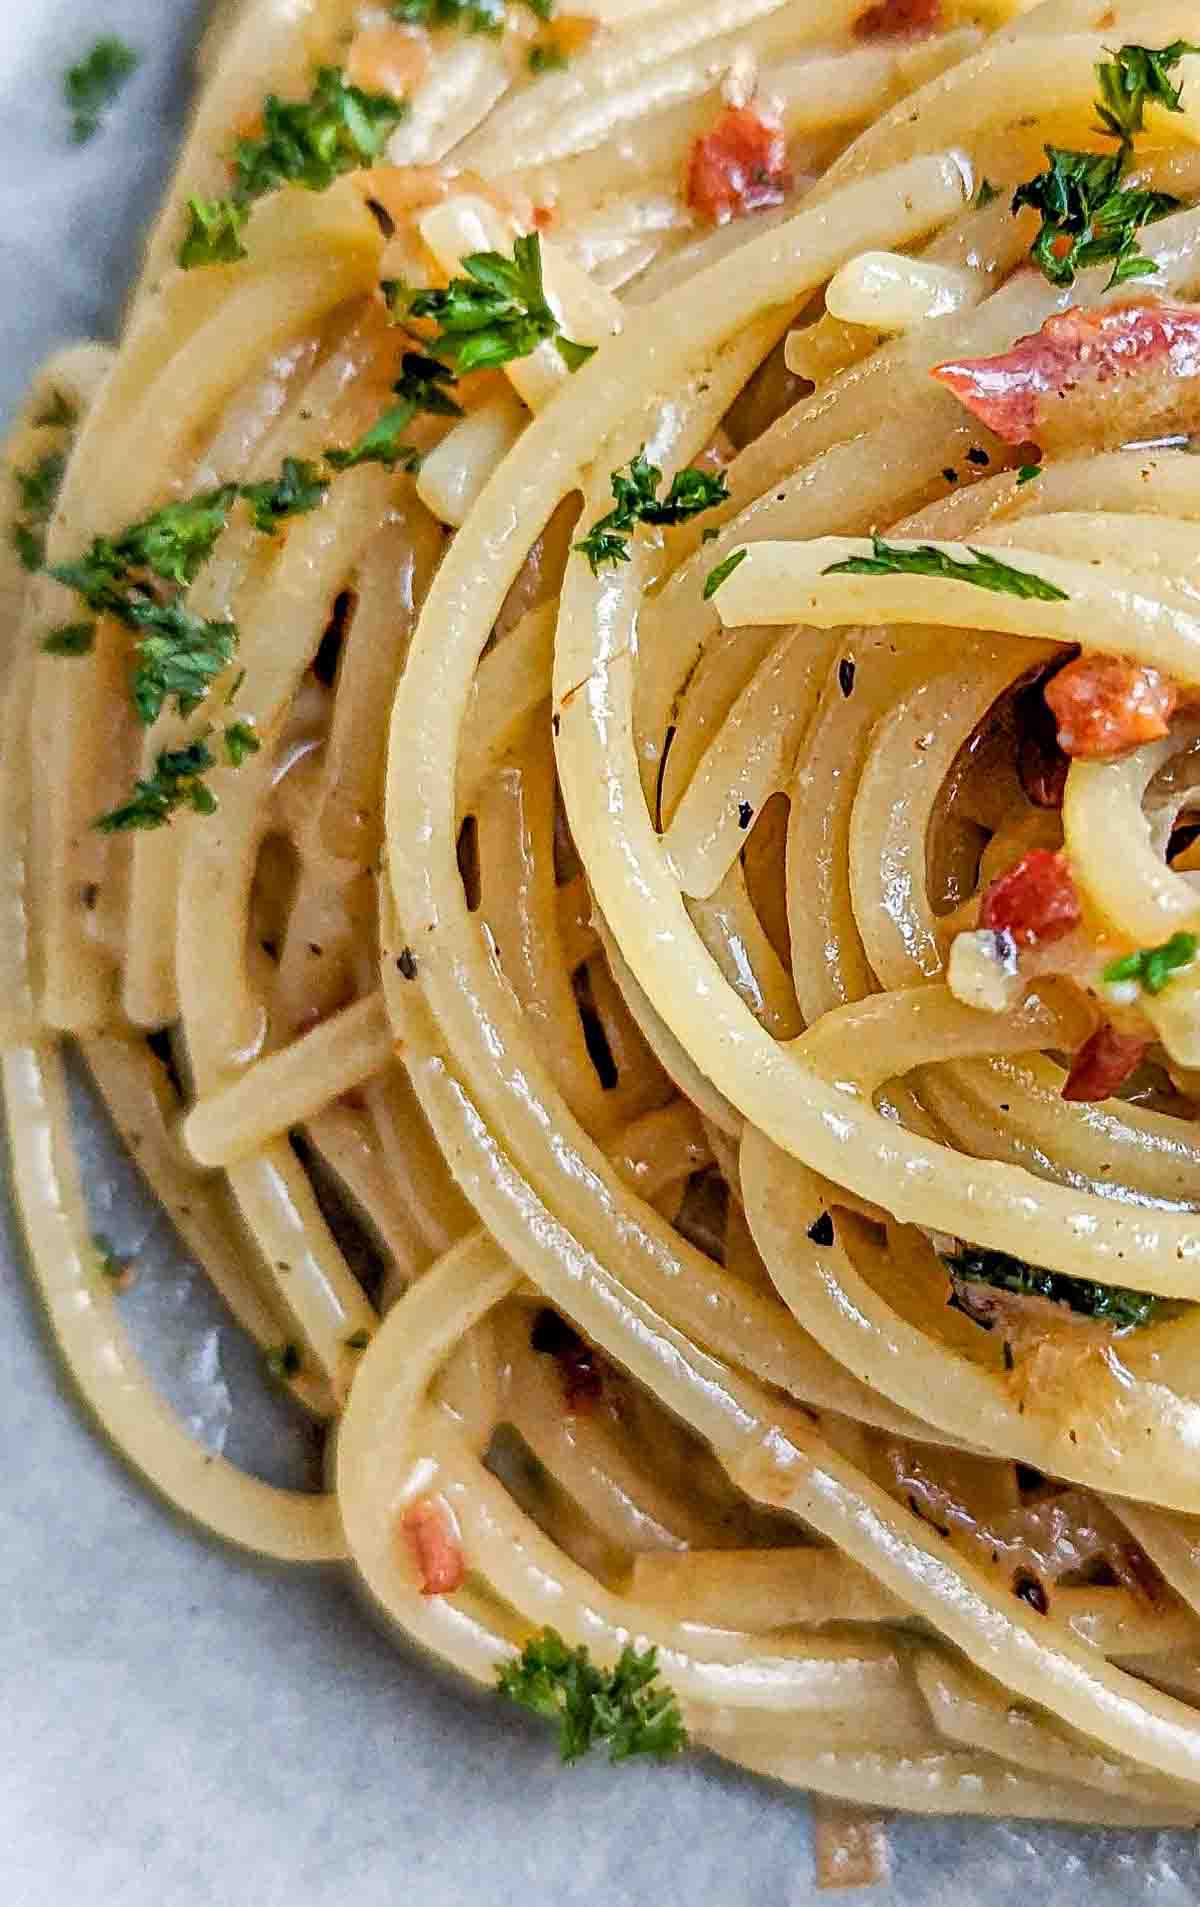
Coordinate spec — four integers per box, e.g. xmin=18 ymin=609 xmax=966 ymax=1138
xmin=224 ymin=720 xmax=261 ymax=767
xmin=575 ymin=452 xmax=729 ymax=573
xmin=973 ymin=177 xmax=1000 ymax=209
xmin=1016 ymin=463 xmax=1043 ymax=485
xmin=944 ymin=1244 xmax=1159 ymax=1331
xmin=41 ymin=622 xmax=96 ymax=656
xmin=497 ymin=1627 xmax=688 ymax=1764
xmin=702 ymin=547 xmax=748 ymax=600
xmin=64 ymin=37 xmax=139 ymax=143
xmin=391 ymin=0 xmax=507 ymax=28
xmin=1103 ymin=931 xmax=1197 ymax=996
xmin=125 ymin=602 xmax=237 ymax=725
xmin=326 ymin=352 xmax=462 ymax=470
xmin=406 ymin=232 xmax=595 ymax=375
xmin=34 ymin=392 xmax=77 ymax=431
xmin=179 ymin=196 xmax=249 ymax=269
xmin=1011 ymin=146 xmax=1179 ymax=289
xmin=1094 ymin=40 xmax=1200 ymax=141
xmin=240 ymin=458 xmax=329 ymax=532
xmin=529 ymin=43 xmax=568 ymax=72
xmin=11 ymin=449 xmax=67 ymax=572
xmin=264 ymin=1341 xmax=304 ymax=1383
xmin=95 ymin=740 xmax=219 ymax=833
xmin=179 ymin=68 xmax=406 ymax=269
xmin=823 ymin=533 xmax=1068 ymax=602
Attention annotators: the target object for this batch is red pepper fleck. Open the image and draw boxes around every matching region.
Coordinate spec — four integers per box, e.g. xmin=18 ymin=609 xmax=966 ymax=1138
xmin=1045 ymin=654 xmax=1178 ymax=760
xmin=401 ymin=1495 xmax=466 ymax=1596
xmin=1061 ymin=1024 xmax=1148 ymax=1102
xmin=979 ymin=848 xmax=1081 ymax=948
xmin=686 ymin=105 xmax=792 ymax=226
xmin=854 ymin=0 xmax=941 ymax=34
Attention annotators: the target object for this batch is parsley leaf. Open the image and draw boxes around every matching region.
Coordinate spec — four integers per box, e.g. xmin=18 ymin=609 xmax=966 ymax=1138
xmin=179 ymin=68 xmax=406 ymax=268
xmin=574 ymin=451 xmax=729 ymax=573
xmin=1103 ymin=930 xmax=1197 ymax=995
xmin=179 ymin=196 xmax=249 ymax=269
xmin=529 ymin=43 xmax=568 ymax=72
xmin=406 ymin=233 xmax=595 ymax=375
xmin=240 ymin=458 xmax=329 ymax=532
xmin=390 ymin=0 xmax=507 ymax=28
xmin=702 ymin=547 xmax=748 ymax=600
xmin=127 ymin=601 xmax=238 ymax=726
xmin=943 ymin=1244 xmax=1159 ymax=1332
xmin=973 ymin=177 xmax=1000 ymax=209
xmin=497 ymin=1628 xmax=688 ymax=1764
xmin=224 ymin=720 xmax=261 ymax=766
xmin=232 ymin=67 xmax=406 ymax=205
xmin=823 ymin=533 xmax=1069 ymax=602
xmin=64 ymin=36 xmax=139 ymax=144
xmin=326 ymin=352 xmax=463 ymax=470
xmin=1016 ymin=463 xmax=1043 ymax=485
xmin=41 ymin=623 xmax=96 ymax=657
xmin=1012 ymin=145 xmax=1179 ymax=288
xmin=95 ymin=740 xmax=219 ymax=832
xmin=1095 ymin=40 xmax=1200 ymax=141
xmin=11 ymin=448 xmax=67 ymax=573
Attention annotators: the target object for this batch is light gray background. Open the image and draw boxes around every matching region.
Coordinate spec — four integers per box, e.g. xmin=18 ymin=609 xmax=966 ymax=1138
xmin=3 ymin=4 xmax=1200 ymax=1901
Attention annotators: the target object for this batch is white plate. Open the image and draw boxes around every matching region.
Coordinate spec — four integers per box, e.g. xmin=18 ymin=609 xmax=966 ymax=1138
xmin=3 ymin=6 xmax=1200 ymax=1902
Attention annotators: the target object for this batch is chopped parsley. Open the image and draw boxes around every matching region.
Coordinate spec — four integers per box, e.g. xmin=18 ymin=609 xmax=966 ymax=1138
xmin=1103 ymin=930 xmax=1197 ymax=996
xmin=1094 ymin=40 xmax=1200 ymax=141
xmin=179 ymin=196 xmax=249 ymax=270
xmin=1011 ymin=42 xmax=1198 ymax=289
xmin=64 ymin=36 xmax=139 ymax=144
xmin=179 ymin=68 xmax=407 ymax=269
xmin=264 ymin=1341 xmax=304 ymax=1383
xmin=95 ymin=740 xmax=219 ymax=833
xmin=223 ymin=720 xmax=261 ymax=767
xmin=973 ymin=177 xmax=1000 ymax=209
xmin=702 ymin=547 xmax=747 ymax=600
xmin=11 ymin=448 xmax=67 ymax=572
xmin=497 ymin=1627 xmax=688 ymax=1764
xmin=943 ymin=1244 xmax=1159 ymax=1332
xmin=390 ymin=0 xmax=507 ymax=27
xmin=575 ymin=451 xmax=729 ymax=573
xmin=126 ymin=601 xmax=239 ymax=726
xmin=240 ymin=458 xmax=329 ymax=532
xmin=327 ymin=352 xmax=462 ymax=470
xmin=406 ymin=232 xmax=595 ymax=375
xmin=823 ymin=533 xmax=1068 ymax=602
xmin=1011 ymin=146 xmax=1179 ymax=289
xmin=1016 ymin=463 xmax=1043 ymax=485
xmin=529 ymin=43 xmax=568 ymax=72
xmin=41 ymin=622 xmax=96 ymax=656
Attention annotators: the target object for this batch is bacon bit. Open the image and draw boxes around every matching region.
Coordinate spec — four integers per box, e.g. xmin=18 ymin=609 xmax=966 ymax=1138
xmin=400 ymin=1495 xmax=466 ymax=1596
xmin=532 ymin=204 xmax=555 ymax=230
xmin=686 ymin=106 xmax=792 ymax=226
xmin=347 ymin=24 xmax=430 ymax=99
xmin=1044 ymin=653 xmax=1178 ymax=759
xmin=932 ymin=302 xmax=1200 ymax=451
xmin=1061 ymin=1023 xmax=1148 ymax=1102
xmin=979 ymin=848 xmax=1081 ymax=948
xmin=531 ymin=1307 xmax=605 ymax=1411
xmin=854 ymin=0 xmax=942 ymax=37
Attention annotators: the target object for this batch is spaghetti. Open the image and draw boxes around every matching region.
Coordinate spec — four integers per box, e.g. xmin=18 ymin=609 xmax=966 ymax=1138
xmin=11 ymin=0 xmax=1200 ymax=1859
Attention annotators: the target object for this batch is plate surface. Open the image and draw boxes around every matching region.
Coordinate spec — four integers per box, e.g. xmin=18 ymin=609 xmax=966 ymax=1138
xmin=3 ymin=6 xmax=1200 ymax=1902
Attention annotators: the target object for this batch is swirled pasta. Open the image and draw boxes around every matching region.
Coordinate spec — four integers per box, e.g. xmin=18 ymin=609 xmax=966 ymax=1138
xmin=12 ymin=0 xmax=1200 ymax=1870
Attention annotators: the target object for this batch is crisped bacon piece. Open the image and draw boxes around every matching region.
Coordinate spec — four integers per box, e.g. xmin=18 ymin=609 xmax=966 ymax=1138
xmin=1045 ymin=654 xmax=1178 ymax=759
xmin=979 ymin=848 xmax=1081 ymax=947
xmin=854 ymin=0 xmax=941 ymax=35
xmin=686 ymin=106 xmax=791 ymax=226
xmin=401 ymin=1495 xmax=466 ymax=1596
xmin=931 ymin=302 xmax=1200 ymax=450
xmin=1061 ymin=1023 xmax=1148 ymax=1102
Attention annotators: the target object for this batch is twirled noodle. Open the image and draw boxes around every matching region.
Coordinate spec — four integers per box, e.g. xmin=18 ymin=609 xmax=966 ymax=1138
xmin=14 ymin=0 xmax=1200 ymax=1862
